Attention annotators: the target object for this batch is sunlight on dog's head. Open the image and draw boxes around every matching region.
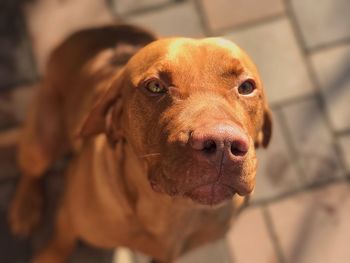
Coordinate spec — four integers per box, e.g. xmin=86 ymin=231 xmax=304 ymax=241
xmin=81 ymin=37 xmax=272 ymax=206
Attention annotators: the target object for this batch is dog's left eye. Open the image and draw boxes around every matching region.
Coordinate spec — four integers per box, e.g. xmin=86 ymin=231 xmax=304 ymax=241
xmin=238 ymin=80 xmax=256 ymax=95
xmin=145 ymin=79 xmax=167 ymax=94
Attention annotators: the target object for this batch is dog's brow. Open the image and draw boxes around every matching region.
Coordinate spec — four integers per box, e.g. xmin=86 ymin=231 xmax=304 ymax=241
xmin=159 ymin=70 xmax=173 ymax=84
xmin=201 ymin=37 xmax=241 ymax=53
xmin=165 ymin=39 xmax=193 ymax=62
xmin=220 ymin=58 xmax=245 ymax=77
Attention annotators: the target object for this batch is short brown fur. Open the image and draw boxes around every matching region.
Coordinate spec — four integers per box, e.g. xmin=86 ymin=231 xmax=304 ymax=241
xmin=9 ymin=24 xmax=272 ymax=263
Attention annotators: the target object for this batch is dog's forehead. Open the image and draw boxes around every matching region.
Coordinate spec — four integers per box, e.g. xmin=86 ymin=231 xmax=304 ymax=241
xmin=127 ymin=37 xmax=259 ymax=85
xmin=164 ymin=37 xmax=242 ymax=61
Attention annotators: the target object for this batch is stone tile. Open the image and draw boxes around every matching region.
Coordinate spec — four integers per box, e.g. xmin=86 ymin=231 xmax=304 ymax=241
xmin=126 ymin=1 xmax=204 ymax=37
xmin=24 ymin=0 xmax=113 ymax=72
xmin=200 ymin=0 xmax=285 ymax=32
xmin=0 ymin=0 xmax=22 ymax=35
xmin=13 ymin=33 xmax=38 ymax=85
xmin=281 ymin=97 xmax=344 ymax=183
xmin=267 ymin=181 xmax=350 ymax=263
xmin=114 ymin=209 xmax=284 ymax=263
xmin=227 ymin=207 xmax=278 ymax=263
xmin=338 ymin=134 xmax=350 ymax=172
xmin=112 ymin=0 xmax=171 ymax=15
xmin=225 ymin=18 xmax=314 ymax=104
xmin=179 ymin=239 xmax=231 ymax=263
xmin=131 ymin=250 xmax=150 ymax=263
xmin=0 ymin=38 xmax=17 ymax=89
xmin=310 ymin=44 xmax=350 ymax=132
xmin=113 ymin=248 xmax=135 ymax=263
xmin=291 ymin=0 xmax=350 ymax=49
xmin=253 ymin=110 xmax=302 ymax=202
xmin=114 ymin=239 xmax=232 ymax=262
xmin=0 ymin=36 xmax=37 ymax=90
xmin=0 ymin=2 xmax=37 ymax=90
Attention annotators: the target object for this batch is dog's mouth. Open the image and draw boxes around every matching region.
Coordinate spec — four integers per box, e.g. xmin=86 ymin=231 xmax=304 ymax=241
xmin=184 ymin=183 xmax=236 ymax=206
xmin=150 ymin=171 xmax=245 ymax=206
xmin=147 ymin=145 xmax=256 ymax=206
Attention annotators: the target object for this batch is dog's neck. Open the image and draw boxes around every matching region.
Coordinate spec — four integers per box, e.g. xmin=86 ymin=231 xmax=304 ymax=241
xmin=90 ymin=135 xmax=245 ymax=261
xmin=120 ymin=139 xmax=194 ymax=210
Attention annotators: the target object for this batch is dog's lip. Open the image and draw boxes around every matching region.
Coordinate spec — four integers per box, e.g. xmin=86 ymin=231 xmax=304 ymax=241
xmin=184 ymin=183 xmax=236 ymax=205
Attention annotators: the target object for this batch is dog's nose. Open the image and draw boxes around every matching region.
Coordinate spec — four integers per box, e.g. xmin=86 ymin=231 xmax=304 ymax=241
xmin=190 ymin=124 xmax=249 ymax=160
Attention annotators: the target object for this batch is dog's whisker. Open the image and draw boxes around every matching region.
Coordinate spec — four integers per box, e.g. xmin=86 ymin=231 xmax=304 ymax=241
xmin=139 ymin=153 xmax=161 ymax=159
xmin=156 ymin=95 xmax=168 ymax=104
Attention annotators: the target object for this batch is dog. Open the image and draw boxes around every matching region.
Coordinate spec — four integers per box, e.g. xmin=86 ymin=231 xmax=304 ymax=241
xmin=9 ymin=24 xmax=272 ymax=263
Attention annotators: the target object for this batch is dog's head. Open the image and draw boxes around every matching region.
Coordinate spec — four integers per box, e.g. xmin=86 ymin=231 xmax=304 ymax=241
xmin=81 ymin=31 xmax=272 ymax=206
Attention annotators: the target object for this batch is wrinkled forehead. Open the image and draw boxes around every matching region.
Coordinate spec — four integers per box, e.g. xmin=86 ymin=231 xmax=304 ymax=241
xmin=126 ymin=37 xmax=259 ymax=85
xmin=166 ymin=38 xmax=246 ymax=62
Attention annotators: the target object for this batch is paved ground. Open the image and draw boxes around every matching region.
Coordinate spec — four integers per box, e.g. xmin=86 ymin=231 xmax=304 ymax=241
xmin=0 ymin=0 xmax=349 ymax=262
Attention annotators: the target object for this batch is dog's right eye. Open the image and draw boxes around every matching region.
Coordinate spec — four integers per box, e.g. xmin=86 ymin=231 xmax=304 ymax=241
xmin=145 ymin=79 xmax=167 ymax=94
xmin=238 ymin=80 xmax=256 ymax=95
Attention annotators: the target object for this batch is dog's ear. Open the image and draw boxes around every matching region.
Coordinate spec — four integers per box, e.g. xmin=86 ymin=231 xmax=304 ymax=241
xmin=78 ymin=74 xmax=124 ymax=141
xmin=256 ymin=108 xmax=273 ymax=148
xmin=77 ymin=24 xmax=158 ymax=142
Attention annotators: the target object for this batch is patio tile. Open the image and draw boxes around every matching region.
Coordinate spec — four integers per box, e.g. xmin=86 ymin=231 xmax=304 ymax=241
xmin=126 ymin=1 xmax=204 ymax=37
xmin=227 ymin=207 xmax=278 ymax=263
xmin=291 ymin=0 xmax=350 ymax=49
xmin=0 ymin=36 xmax=37 ymax=90
xmin=267 ymin=181 xmax=350 ymax=263
xmin=225 ymin=18 xmax=314 ymax=104
xmin=129 ymin=251 xmax=149 ymax=263
xmin=338 ymin=134 xmax=350 ymax=172
xmin=281 ymin=97 xmax=344 ymax=183
xmin=24 ymin=0 xmax=113 ymax=72
xmin=310 ymin=44 xmax=350 ymax=132
xmin=253 ymin=110 xmax=302 ymax=202
xmin=113 ymin=248 xmax=135 ymax=263
xmin=115 ymin=238 xmax=232 ymax=262
xmin=200 ymin=0 xmax=285 ymax=32
xmin=13 ymin=35 xmax=37 ymax=84
xmin=112 ymin=0 xmax=171 ymax=15
xmin=0 ymin=4 xmax=37 ymax=90
xmin=179 ymin=239 xmax=231 ymax=263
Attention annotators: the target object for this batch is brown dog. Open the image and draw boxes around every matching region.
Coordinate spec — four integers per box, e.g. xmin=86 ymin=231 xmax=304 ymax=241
xmin=9 ymin=24 xmax=272 ymax=263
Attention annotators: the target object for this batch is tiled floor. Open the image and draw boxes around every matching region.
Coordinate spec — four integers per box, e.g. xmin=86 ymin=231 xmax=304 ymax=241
xmin=0 ymin=0 xmax=349 ymax=262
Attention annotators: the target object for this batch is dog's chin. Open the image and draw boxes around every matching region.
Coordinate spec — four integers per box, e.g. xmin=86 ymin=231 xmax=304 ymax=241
xmin=184 ymin=184 xmax=236 ymax=206
xmin=149 ymin=179 xmax=236 ymax=206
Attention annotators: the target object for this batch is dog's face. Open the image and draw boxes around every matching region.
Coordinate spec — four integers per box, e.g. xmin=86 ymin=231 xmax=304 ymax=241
xmin=82 ymin=37 xmax=272 ymax=206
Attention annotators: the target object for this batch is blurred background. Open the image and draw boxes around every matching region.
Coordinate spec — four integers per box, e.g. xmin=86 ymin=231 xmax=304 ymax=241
xmin=0 ymin=0 xmax=349 ymax=262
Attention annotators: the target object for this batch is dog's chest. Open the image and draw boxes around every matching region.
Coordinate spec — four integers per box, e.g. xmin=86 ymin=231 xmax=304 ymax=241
xmin=68 ymin=138 xmax=233 ymax=260
xmin=132 ymin=196 xmax=233 ymax=260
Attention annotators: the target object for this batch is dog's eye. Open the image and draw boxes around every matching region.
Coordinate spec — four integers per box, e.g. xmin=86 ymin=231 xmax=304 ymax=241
xmin=238 ymin=80 xmax=255 ymax=95
xmin=145 ymin=79 xmax=167 ymax=94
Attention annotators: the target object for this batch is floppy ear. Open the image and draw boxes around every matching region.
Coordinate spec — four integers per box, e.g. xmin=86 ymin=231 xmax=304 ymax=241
xmin=78 ymin=74 xmax=124 ymax=140
xmin=256 ymin=108 xmax=273 ymax=148
xmin=77 ymin=24 xmax=158 ymax=141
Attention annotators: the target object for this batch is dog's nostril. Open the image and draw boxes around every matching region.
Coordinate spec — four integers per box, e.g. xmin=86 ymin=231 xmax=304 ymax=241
xmin=202 ymin=140 xmax=216 ymax=154
xmin=230 ymin=142 xmax=248 ymax=156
